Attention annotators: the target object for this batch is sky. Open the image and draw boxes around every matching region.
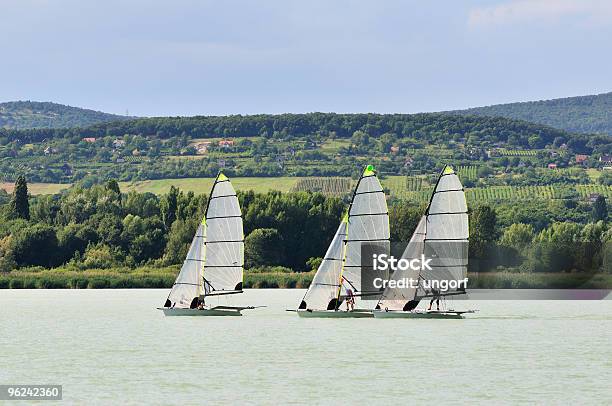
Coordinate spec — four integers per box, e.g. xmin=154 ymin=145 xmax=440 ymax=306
xmin=1 ymin=0 xmax=612 ymax=116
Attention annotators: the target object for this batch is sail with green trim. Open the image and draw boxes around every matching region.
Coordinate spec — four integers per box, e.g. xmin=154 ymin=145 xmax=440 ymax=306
xmin=299 ymin=165 xmax=390 ymax=311
xmin=163 ymin=173 xmax=244 ymax=309
xmin=340 ymin=164 xmax=390 ymax=309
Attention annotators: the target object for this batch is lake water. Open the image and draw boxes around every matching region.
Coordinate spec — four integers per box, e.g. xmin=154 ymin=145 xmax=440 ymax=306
xmin=1 ymin=289 xmax=611 ymax=405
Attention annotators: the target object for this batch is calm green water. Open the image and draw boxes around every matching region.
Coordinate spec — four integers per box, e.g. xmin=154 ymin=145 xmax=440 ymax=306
xmin=1 ymin=289 xmax=611 ymax=405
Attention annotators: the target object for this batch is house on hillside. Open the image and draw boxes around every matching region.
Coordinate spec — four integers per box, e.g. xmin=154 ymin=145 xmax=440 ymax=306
xmin=112 ymin=139 xmax=126 ymax=148
xmin=82 ymin=137 xmax=96 ymax=143
xmin=194 ymin=141 xmax=212 ymax=154
xmin=547 ymin=163 xmax=557 ymax=169
xmin=575 ymin=154 xmax=589 ymax=164
xmin=44 ymin=146 xmax=58 ymax=155
xmin=600 ymin=155 xmax=612 ymax=165
xmin=390 ymin=145 xmax=400 ymax=154
xmin=218 ymin=139 xmax=234 ymax=149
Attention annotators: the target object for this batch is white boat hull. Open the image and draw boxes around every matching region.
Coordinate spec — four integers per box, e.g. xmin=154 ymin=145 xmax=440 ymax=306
xmin=297 ymin=309 xmax=373 ymax=318
xmin=373 ymin=309 xmax=472 ymax=319
xmin=157 ymin=307 xmax=243 ymax=317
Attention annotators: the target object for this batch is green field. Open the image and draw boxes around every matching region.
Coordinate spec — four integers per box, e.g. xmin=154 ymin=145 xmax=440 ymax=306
xmin=119 ymin=177 xmax=304 ymax=194
xmin=319 ymin=139 xmax=351 ymax=153
xmin=5 ymin=174 xmax=611 ymax=201
xmin=496 ymin=148 xmax=538 ymax=156
xmin=1 ymin=182 xmax=71 ymax=195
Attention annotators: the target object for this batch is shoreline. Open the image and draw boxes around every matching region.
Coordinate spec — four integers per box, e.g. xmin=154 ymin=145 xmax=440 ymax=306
xmin=0 ymin=269 xmax=610 ymax=290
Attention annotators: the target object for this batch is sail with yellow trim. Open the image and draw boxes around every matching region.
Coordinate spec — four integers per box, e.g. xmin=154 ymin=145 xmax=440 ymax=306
xmin=163 ymin=172 xmax=244 ymax=309
xmin=298 ymin=165 xmax=390 ymax=312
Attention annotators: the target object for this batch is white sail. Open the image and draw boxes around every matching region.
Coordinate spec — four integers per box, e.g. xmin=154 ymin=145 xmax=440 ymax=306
xmin=377 ymin=216 xmax=426 ymax=311
xmin=377 ymin=165 xmax=469 ymax=311
xmin=340 ymin=165 xmax=390 ymax=309
xmin=165 ymin=223 xmax=206 ymax=309
xmin=163 ymin=173 xmax=243 ymax=309
xmin=420 ymin=166 xmax=469 ymax=296
xmin=299 ymin=215 xmax=348 ymax=310
xmin=202 ymin=173 xmax=244 ymax=294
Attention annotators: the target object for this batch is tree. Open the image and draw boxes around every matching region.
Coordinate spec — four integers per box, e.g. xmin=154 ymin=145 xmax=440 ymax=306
xmin=351 ymin=130 xmax=369 ymax=146
xmin=160 ymin=186 xmax=179 ymax=228
xmin=592 ymin=195 xmax=608 ymax=222
xmin=389 ymin=201 xmax=424 ymax=242
xmin=500 ymin=223 xmax=534 ymax=251
xmin=306 ymin=257 xmax=323 ymax=272
xmin=105 ymin=179 xmax=122 ymax=204
xmin=163 ymin=219 xmax=197 ymax=264
xmin=11 ymin=225 xmax=59 ymax=267
xmin=0 ymin=235 xmax=16 ymax=272
xmin=10 ymin=175 xmax=30 ymax=220
xmin=245 ymin=228 xmax=285 ymax=268
xmin=470 ymin=205 xmax=498 ymax=259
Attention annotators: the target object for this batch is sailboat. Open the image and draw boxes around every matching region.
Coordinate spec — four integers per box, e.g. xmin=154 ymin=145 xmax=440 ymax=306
xmin=158 ymin=173 xmax=255 ymax=316
xmin=296 ymin=165 xmax=390 ymax=318
xmin=374 ymin=165 xmax=475 ymax=319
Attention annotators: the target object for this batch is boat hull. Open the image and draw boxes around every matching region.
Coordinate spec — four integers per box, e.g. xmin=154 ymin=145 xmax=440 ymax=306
xmin=157 ymin=307 xmax=243 ymax=317
xmin=373 ymin=310 xmax=470 ymax=319
xmin=297 ymin=309 xmax=373 ymax=318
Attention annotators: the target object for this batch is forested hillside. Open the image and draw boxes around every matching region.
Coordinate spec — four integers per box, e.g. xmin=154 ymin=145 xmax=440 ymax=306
xmin=0 ymin=112 xmax=580 ymax=143
xmin=0 ymin=101 xmax=131 ymax=129
xmin=450 ymin=92 xmax=612 ymax=135
xmin=1 ymin=112 xmax=610 ymax=184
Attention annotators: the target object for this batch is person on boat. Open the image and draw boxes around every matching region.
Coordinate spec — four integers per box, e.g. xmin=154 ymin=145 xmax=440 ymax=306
xmin=427 ymin=288 xmax=440 ymax=311
xmin=197 ymin=298 xmax=206 ymax=310
xmin=346 ymin=288 xmax=355 ymax=311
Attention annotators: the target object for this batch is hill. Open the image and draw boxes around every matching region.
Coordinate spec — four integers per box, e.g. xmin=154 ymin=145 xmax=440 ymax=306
xmin=449 ymin=91 xmax=612 ymax=135
xmin=1 ymin=112 xmax=572 ymax=143
xmin=0 ymin=101 xmax=132 ymax=129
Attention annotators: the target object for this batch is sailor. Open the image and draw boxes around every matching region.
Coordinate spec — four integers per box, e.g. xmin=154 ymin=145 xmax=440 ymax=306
xmin=197 ymin=298 xmax=205 ymax=310
xmin=427 ymin=288 xmax=440 ymax=311
xmin=346 ymin=288 xmax=355 ymax=311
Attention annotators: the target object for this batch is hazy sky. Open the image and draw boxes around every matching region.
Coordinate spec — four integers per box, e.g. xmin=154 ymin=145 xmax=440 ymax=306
xmin=1 ymin=0 xmax=612 ymax=116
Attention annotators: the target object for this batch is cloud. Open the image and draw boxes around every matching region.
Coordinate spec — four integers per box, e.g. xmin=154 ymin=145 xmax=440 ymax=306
xmin=468 ymin=0 xmax=612 ymax=27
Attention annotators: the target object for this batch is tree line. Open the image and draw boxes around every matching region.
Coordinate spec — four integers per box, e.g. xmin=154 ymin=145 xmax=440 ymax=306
xmin=0 ymin=177 xmax=609 ymax=275
xmin=3 ymin=112 xmax=609 ymax=155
